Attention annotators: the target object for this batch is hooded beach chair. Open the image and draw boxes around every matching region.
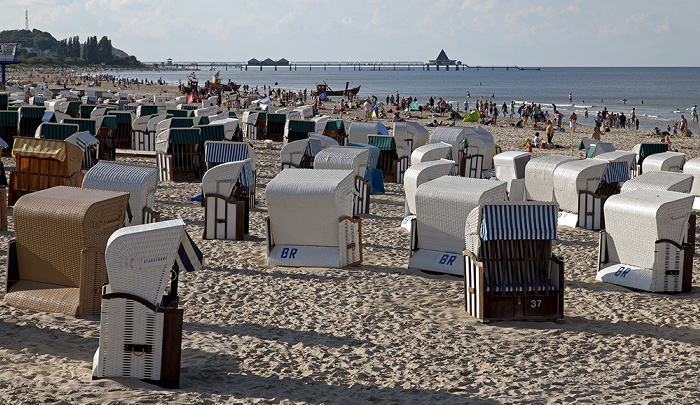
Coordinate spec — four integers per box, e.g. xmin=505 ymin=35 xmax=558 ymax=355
xmin=18 ymin=105 xmax=46 ymax=137
xmin=493 ymin=151 xmax=531 ymax=201
xmin=632 ymin=142 xmax=670 ymax=174
xmin=619 ymin=171 xmax=693 ymax=194
xmin=66 ymin=131 xmax=100 ymax=170
xmin=403 ymin=161 xmax=455 ymax=215
xmin=92 ymin=219 xmax=203 ymax=388
xmin=281 ymin=138 xmax=323 ymax=169
xmin=0 ymin=110 xmax=18 ymax=148
xmin=461 ymin=129 xmax=495 ymax=179
xmin=640 ymin=151 xmax=685 ymax=173
xmin=347 ymin=142 xmax=384 ymax=194
xmin=264 ymin=113 xmax=285 ymax=141
xmin=410 ymin=142 xmax=454 ymax=169
xmin=265 ymin=169 xmax=362 ymax=268
xmin=106 ymin=111 xmax=135 ymax=149
xmin=203 ymin=140 xmax=257 ymax=208
xmin=393 ymin=121 xmax=429 ymax=154
xmin=82 ymin=161 xmax=160 ymax=225
xmin=5 ymin=186 xmax=129 ymax=316
xmin=587 ymin=142 xmax=615 ymax=158
xmin=311 ymin=116 xmax=329 ymax=136
xmin=682 ymin=157 xmax=700 ymax=209
xmin=132 ymin=114 xmax=168 ymax=151
xmin=367 ymin=134 xmax=410 ymax=184
xmin=35 ymin=122 xmax=79 ymax=140
xmin=406 ymin=176 xmax=507 ymax=275
xmin=323 ymin=119 xmax=348 ymax=145
xmin=597 ymin=190 xmax=694 ymax=293
xmin=429 ymin=127 xmax=469 ymax=175
xmin=202 ymin=160 xmax=253 ymax=240
xmin=240 ymin=111 xmax=259 ymax=140
xmin=206 ymin=117 xmax=240 ymax=141
xmin=347 ymin=121 xmax=380 ymax=144
xmin=592 ymin=151 xmax=638 ymax=180
xmin=463 ymin=202 xmax=564 ymax=322
xmin=155 ymin=128 xmax=203 ymax=182
xmin=552 ymin=159 xmax=609 ymax=229
xmin=284 ymin=119 xmax=316 ymax=143
xmin=524 ymin=155 xmax=577 ymax=203
xmin=314 ymin=146 xmax=371 ymax=215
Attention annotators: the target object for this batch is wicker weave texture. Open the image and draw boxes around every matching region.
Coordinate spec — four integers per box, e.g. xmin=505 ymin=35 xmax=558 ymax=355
xmin=403 ymin=160 xmax=455 ymax=215
xmin=416 ymin=177 xmax=506 ymax=253
xmin=641 ymin=152 xmax=685 ymax=173
xmin=493 ymin=151 xmax=531 ymax=183
xmin=4 ymin=280 xmax=81 ymax=316
xmin=604 ymin=190 xmax=692 ymax=269
xmin=202 ymin=160 xmax=244 ymax=198
xmin=524 ymin=155 xmax=577 ymax=202
xmin=347 ymin=122 xmax=379 ymax=144
xmin=553 ymin=159 xmax=608 ymax=213
xmin=281 ymin=139 xmax=310 ymax=168
xmin=592 ymin=151 xmax=637 ymax=165
xmin=410 ymin=143 xmax=452 ymax=166
xmin=464 ymin=130 xmax=495 ymax=169
xmin=313 ymin=147 xmax=370 ymax=178
xmin=266 ymin=169 xmax=355 ymax=247
xmin=82 ymin=161 xmax=159 ymax=225
xmin=683 ymin=157 xmax=700 ymax=196
xmin=619 ymin=171 xmax=693 ymax=194
xmin=429 ymin=127 xmax=467 ymax=165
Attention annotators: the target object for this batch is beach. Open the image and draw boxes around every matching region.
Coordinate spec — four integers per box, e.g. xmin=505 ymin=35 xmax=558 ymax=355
xmin=2 ymin=74 xmax=700 ymax=404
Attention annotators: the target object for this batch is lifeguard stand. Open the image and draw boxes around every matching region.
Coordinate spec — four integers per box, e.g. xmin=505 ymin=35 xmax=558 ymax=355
xmin=0 ymin=42 xmax=22 ymax=86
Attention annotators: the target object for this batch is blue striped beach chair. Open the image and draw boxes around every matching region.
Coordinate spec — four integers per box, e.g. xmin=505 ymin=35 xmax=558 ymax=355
xmin=463 ymin=202 xmax=564 ymax=322
xmin=202 ymin=160 xmax=254 ymax=239
xmin=203 ymin=140 xmax=256 ymax=208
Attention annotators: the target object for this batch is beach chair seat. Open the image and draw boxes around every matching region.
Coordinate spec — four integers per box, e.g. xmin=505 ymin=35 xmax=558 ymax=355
xmin=463 ymin=202 xmax=564 ymax=322
xmin=524 ymin=155 xmax=577 ymax=203
xmin=203 ymin=140 xmax=257 ymax=208
xmin=323 ymin=119 xmax=348 ymax=145
xmin=265 ymin=169 xmax=362 ymax=268
xmin=403 ymin=160 xmax=455 ymax=215
xmin=82 ymin=161 xmax=160 ymax=225
xmin=281 ymin=138 xmax=323 ymax=169
xmin=367 ymin=134 xmax=410 ymax=184
xmin=493 ymin=151 xmax=531 ymax=201
xmin=407 ymin=176 xmax=507 ymax=275
xmin=551 ymin=159 xmax=608 ymax=229
xmin=619 ymin=171 xmax=693 ymax=194
xmin=597 ymin=190 xmax=694 ymax=293
xmin=641 ymin=151 xmax=685 ymax=173
xmin=264 ymin=113 xmax=285 ymax=141
xmin=202 ymin=160 xmax=253 ymax=239
xmin=155 ymin=128 xmax=203 ymax=182
xmin=92 ymin=219 xmax=203 ymax=388
xmin=314 ymin=146 xmax=371 ymax=215
xmin=5 ymin=186 xmax=129 ymax=316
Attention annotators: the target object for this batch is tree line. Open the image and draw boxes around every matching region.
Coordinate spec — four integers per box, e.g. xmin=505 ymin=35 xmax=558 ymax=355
xmin=55 ymin=35 xmax=113 ymax=64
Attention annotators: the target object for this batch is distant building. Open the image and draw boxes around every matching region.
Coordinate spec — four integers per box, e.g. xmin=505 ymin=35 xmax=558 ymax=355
xmin=247 ymin=58 xmax=261 ymax=66
xmin=428 ymin=49 xmax=460 ymax=66
xmin=166 ymin=58 xmax=173 ymax=66
xmin=276 ymin=58 xmax=289 ymax=66
xmin=261 ymin=58 xmax=275 ymax=66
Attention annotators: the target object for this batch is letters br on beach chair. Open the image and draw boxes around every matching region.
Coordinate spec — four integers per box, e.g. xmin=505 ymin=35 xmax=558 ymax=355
xmin=82 ymin=161 xmax=160 ymax=225
xmin=640 ymin=151 xmax=685 ymax=173
xmin=403 ymin=161 xmax=455 ymax=216
xmin=155 ymin=128 xmax=203 ymax=182
xmin=281 ymin=138 xmax=323 ymax=169
xmin=463 ymin=202 xmax=564 ymax=322
xmin=407 ymin=176 xmax=507 ymax=275
xmin=203 ymin=140 xmax=256 ymax=208
xmin=202 ymin=160 xmax=254 ymax=240
xmin=632 ymin=142 xmax=670 ymax=174
xmin=619 ymin=171 xmax=693 ymax=194
xmin=493 ymin=151 xmax=531 ymax=201
xmin=92 ymin=219 xmax=203 ymax=388
xmin=5 ymin=186 xmax=129 ymax=316
xmin=314 ymin=146 xmax=371 ymax=215
xmin=265 ymin=169 xmax=362 ymax=268
xmin=9 ymin=136 xmax=84 ymax=205
xmin=552 ymin=159 xmax=608 ymax=230
xmin=367 ymin=135 xmax=410 ymax=184
xmin=597 ymin=190 xmax=695 ymax=293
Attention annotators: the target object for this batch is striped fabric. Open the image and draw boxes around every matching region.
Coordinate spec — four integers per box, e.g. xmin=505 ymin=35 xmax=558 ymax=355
xmin=239 ymin=160 xmax=254 ymax=187
xmin=12 ymin=137 xmax=68 ymax=161
xmin=80 ymin=105 xmax=96 ymax=116
xmin=107 ymin=111 xmax=132 ymax=124
xmin=67 ymin=101 xmax=81 ymax=112
xmin=176 ymin=230 xmax=204 ymax=272
xmin=368 ymin=135 xmax=396 ymax=151
xmin=199 ymin=116 xmax=210 ymax=125
xmin=289 ymin=120 xmax=316 ymax=133
xmin=256 ymin=112 xmax=267 ymax=121
xmin=20 ymin=106 xmax=46 ymax=118
xmin=39 ymin=123 xmax=79 ymax=140
xmin=479 ymin=204 xmax=558 ymax=241
xmin=0 ymin=94 xmax=7 ymax=105
xmin=0 ymin=111 xmax=18 ymax=126
xmin=167 ymin=128 xmax=201 ymax=145
xmin=198 ymin=125 xmax=225 ymax=141
xmin=639 ymin=143 xmax=669 ymax=158
xmin=166 ymin=109 xmax=189 ymax=117
xmin=100 ymin=115 xmax=117 ymax=130
xmin=64 ymin=118 xmax=97 ymax=135
xmin=32 ymin=97 xmax=47 ymax=106
xmin=228 ymin=112 xmax=237 ymax=118
xmin=480 ymin=240 xmax=555 ymax=292
xmin=602 ymin=161 xmax=629 ymax=183
xmin=266 ymin=113 xmax=286 ymax=123
xmin=170 ymin=118 xmax=194 ymax=128
xmin=65 ymin=131 xmax=99 ymax=150
xmin=325 ymin=120 xmax=344 ymax=132
xmin=137 ymin=105 xmax=158 ymax=116
xmin=204 ymin=142 xmax=249 ymax=163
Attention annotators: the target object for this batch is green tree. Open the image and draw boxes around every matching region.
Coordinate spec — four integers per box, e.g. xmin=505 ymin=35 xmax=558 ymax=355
xmin=72 ymin=36 xmax=80 ymax=58
xmin=55 ymin=39 xmax=67 ymax=57
xmin=97 ymin=36 xmax=112 ymax=63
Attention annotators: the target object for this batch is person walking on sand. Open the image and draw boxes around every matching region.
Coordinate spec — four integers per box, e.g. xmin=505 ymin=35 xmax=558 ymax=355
xmin=692 ymin=105 xmax=698 ymax=123
xmin=546 ymin=120 xmax=555 ymax=148
xmin=569 ymin=112 xmax=577 ymax=132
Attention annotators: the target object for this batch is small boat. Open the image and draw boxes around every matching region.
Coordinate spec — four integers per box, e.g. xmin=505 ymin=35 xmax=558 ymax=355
xmin=311 ymin=82 xmax=360 ymax=98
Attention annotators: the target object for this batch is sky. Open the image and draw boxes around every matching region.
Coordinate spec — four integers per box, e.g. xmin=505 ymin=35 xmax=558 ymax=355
xmin=2 ymin=0 xmax=699 ymax=67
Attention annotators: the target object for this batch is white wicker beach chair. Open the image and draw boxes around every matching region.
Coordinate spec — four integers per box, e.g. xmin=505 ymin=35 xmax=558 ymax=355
xmin=463 ymin=201 xmax=564 ymax=322
xmin=619 ymin=171 xmax=693 ymax=194
xmin=552 ymin=159 xmax=608 ymax=229
xmin=82 ymin=161 xmax=160 ymax=225
xmin=309 ymin=133 xmax=339 ymax=149
xmin=407 ymin=176 xmax=507 ymax=275
xmin=92 ymin=219 xmax=196 ymax=388
xmin=587 ymin=142 xmax=615 ymax=158
xmin=462 ymin=128 xmax=495 ymax=178
xmin=314 ymin=146 xmax=371 ymax=215
xmin=202 ymin=160 xmax=252 ymax=240
xmin=403 ymin=160 xmax=455 ymax=215
xmin=640 ymin=151 xmax=686 ymax=173
xmin=206 ymin=117 xmax=239 ymax=141
xmin=632 ymin=142 xmax=670 ymax=174
xmin=265 ymin=169 xmax=362 ymax=268
xmin=597 ymin=190 xmax=694 ymax=293
xmin=65 ymin=131 xmax=100 ymax=170
xmin=281 ymin=138 xmax=323 ymax=169
xmin=393 ymin=122 xmax=429 ymax=154
xmin=411 ymin=142 xmax=454 ymax=167
xmin=347 ymin=121 xmax=380 ymax=144
xmin=493 ymin=151 xmax=531 ymax=201
xmin=155 ymin=128 xmax=203 ymax=182
xmin=203 ymin=140 xmax=257 ymax=208
xmin=682 ymin=157 xmax=700 ymax=209
xmin=524 ymin=155 xmax=577 ymax=202
xmin=311 ymin=116 xmax=329 ymax=134
xmin=429 ymin=127 xmax=467 ymax=172
xmin=366 ymin=134 xmax=410 ymax=183
xmin=592 ymin=151 xmax=638 ymax=179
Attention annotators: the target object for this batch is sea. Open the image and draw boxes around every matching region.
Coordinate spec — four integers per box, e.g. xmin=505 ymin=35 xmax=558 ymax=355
xmin=98 ymin=67 xmax=699 ymax=131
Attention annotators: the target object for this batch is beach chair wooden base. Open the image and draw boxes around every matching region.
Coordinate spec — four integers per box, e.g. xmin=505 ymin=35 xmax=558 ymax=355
xmin=132 ymin=130 xmax=156 ymax=151
xmin=92 ymin=293 xmax=183 ymax=389
xmin=354 ymin=176 xmax=370 ymax=215
xmin=460 ymin=154 xmax=485 ymax=178
xmin=463 ymin=250 xmax=565 ymax=323
xmin=203 ymin=194 xmax=246 ymax=240
xmin=157 ymin=151 xmax=202 ymax=182
xmin=597 ymin=225 xmax=694 ymax=293
xmin=577 ymin=190 xmax=607 ymax=230
xmin=266 ymin=215 xmax=362 ymax=267
xmin=143 ymin=207 xmax=161 ymax=224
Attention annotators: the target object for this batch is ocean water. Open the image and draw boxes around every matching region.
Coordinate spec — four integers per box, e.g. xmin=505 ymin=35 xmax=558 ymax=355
xmin=107 ymin=67 xmax=700 ymax=131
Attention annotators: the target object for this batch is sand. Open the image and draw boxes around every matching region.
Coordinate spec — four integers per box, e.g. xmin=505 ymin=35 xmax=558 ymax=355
xmin=1 ymin=75 xmax=700 ymax=404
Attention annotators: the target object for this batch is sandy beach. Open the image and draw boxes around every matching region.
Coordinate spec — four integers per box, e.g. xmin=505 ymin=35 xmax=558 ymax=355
xmin=2 ymin=73 xmax=700 ymax=404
